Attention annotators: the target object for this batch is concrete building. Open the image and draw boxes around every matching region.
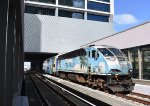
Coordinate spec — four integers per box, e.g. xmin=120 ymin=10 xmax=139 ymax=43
xmin=24 ymin=0 xmax=115 ymax=71
xmin=24 ymin=0 xmax=114 ymax=53
xmin=81 ymin=21 xmax=150 ymax=80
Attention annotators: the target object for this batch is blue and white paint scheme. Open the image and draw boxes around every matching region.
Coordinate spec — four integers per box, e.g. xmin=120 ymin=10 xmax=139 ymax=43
xmin=43 ymin=45 xmax=134 ymax=93
xmin=57 ymin=45 xmax=132 ymax=75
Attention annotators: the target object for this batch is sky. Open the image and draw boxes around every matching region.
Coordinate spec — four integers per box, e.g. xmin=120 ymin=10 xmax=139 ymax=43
xmin=114 ymin=0 xmax=150 ymax=32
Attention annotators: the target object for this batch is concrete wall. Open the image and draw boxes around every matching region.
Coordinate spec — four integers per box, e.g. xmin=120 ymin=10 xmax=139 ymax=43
xmin=24 ymin=13 xmax=114 ymax=53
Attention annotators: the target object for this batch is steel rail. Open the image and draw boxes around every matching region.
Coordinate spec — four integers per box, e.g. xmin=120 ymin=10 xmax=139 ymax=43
xmin=116 ymin=93 xmax=150 ymax=105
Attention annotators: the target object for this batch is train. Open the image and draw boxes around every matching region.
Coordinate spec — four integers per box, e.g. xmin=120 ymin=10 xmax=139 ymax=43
xmin=43 ymin=45 xmax=135 ymax=93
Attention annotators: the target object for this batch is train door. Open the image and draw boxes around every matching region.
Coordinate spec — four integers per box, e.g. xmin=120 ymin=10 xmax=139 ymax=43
xmin=49 ymin=58 xmax=53 ymax=74
xmin=91 ymin=49 xmax=99 ymax=73
xmin=55 ymin=58 xmax=58 ymax=73
xmin=87 ymin=48 xmax=99 ymax=73
xmin=87 ymin=48 xmax=91 ymax=73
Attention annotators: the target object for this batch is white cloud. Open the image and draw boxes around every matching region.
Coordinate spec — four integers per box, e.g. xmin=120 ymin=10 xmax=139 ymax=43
xmin=114 ymin=14 xmax=139 ymax=25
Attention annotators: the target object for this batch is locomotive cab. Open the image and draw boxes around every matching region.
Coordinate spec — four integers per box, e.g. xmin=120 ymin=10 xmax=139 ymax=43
xmin=86 ymin=45 xmax=134 ymax=92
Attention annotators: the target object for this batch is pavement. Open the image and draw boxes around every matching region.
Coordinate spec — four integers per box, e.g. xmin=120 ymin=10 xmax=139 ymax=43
xmin=132 ymin=79 xmax=150 ymax=95
xmin=133 ymin=84 xmax=150 ymax=95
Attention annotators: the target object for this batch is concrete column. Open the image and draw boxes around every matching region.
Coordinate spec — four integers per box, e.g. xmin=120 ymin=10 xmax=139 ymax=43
xmin=55 ymin=8 xmax=58 ymax=17
xmin=84 ymin=0 xmax=87 ymax=20
xmin=85 ymin=0 xmax=87 ymax=10
xmin=128 ymin=50 xmax=131 ymax=61
xmin=55 ymin=0 xmax=58 ymax=16
xmin=84 ymin=12 xmax=87 ymax=20
xmin=138 ymin=48 xmax=142 ymax=80
xmin=0 ymin=0 xmax=24 ymax=105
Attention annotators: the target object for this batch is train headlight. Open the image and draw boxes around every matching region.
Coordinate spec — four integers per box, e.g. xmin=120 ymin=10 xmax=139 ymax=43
xmin=128 ymin=69 xmax=133 ymax=73
xmin=106 ymin=57 xmax=116 ymax=61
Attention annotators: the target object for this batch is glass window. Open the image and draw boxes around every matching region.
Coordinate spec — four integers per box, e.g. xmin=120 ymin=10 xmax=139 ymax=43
xmin=98 ymin=48 xmax=114 ymax=57
xmin=142 ymin=50 xmax=150 ymax=80
xmin=87 ymin=1 xmax=110 ymax=12
xmin=130 ymin=48 xmax=139 ymax=79
xmin=87 ymin=13 xmax=109 ymax=22
xmin=97 ymin=0 xmax=110 ymax=2
xmin=92 ymin=50 xmax=96 ymax=58
xmin=109 ymin=48 xmax=123 ymax=57
xmin=88 ymin=51 xmax=91 ymax=57
xmin=58 ymin=10 xmax=84 ymax=19
xmin=58 ymin=0 xmax=85 ymax=8
xmin=25 ymin=6 xmax=55 ymax=16
xmin=122 ymin=49 xmax=129 ymax=61
xmin=25 ymin=0 xmax=56 ymax=4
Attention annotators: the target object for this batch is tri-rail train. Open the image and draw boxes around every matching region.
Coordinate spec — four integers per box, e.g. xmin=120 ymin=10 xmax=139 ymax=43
xmin=43 ymin=45 xmax=135 ymax=93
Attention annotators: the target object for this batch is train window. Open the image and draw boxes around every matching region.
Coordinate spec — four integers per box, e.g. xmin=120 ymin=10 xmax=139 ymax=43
xmin=58 ymin=48 xmax=86 ymax=60
xmin=96 ymin=52 xmax=99 ymax=58
xmin=92 ymin=50 xmax=96 ymax=58
xmin=88 ymin=51 xmax=90 ymax=57
xmin=98 ymin=48 xmax=114 ymax=56
xmin=109 ymin=48 xmax=123 ymax=57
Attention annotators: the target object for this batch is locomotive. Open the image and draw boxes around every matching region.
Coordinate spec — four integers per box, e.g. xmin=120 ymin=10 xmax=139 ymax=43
xmin=43 ymin=45 xmax=135 ymax=93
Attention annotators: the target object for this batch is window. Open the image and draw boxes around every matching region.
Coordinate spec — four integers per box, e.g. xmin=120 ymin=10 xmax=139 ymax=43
xmin=58 ymin=10 xmax=84 ymax=19
xmin=122 ymin=49 xmax=129 ymax=61
xmin=97 ymin=0 xmax=110 ymax=2
xmin=87 ymin=14 xmax=109 ymax=22
xmin=92 ymin=50 xmax=96 ymax=58
xmin=58 ymin=0 xmax=85 ymax=8
xmin=142 ymin=50 xmax=150 ymax=80
xmin=88 ymin=51 xmax=91 ymax=57
xmin=25 ymin=0 xmax=56 ymax=4
xmin=130 ymin=48 xmax=139 ymax=79
xmin=87 ymin=1 xmax=110 ymax=12
xmin=25 ymin=6 xmax=55 ymax=16
xmin=98 ymin=48 xmax=114 ymax=56
xmin=109 ymin=48 xmax=123 ymax=57
xmin=58 ymin=48 xmax=86 ymax=60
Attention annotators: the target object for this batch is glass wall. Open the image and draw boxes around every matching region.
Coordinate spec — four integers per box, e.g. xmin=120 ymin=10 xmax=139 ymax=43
xmin=87 ymin=1 xmax=110 ymax=12
xmin=122 ymin=49 xmax=129 ymax=60
xmin=58 ymin=0 xmax=85 ymax=9
xmin=25 ymin=6 xmax=55 ymax=16
xmin=58 ymin=10 xmax=84 ymax=19
xmin=25 ymin=0 xmax=56 ymax=4
xmin=142 ymin=48 xmax=150 ymax=80
xmin=97 ymin=0 xmax=110 ymax=3
xmin=87 ymin=13 xmax=109 ymax=22
xmin=122 ymin=45 xmax=150 ymax=80
xmin=129 ymin=48 xmax=139 ymax=79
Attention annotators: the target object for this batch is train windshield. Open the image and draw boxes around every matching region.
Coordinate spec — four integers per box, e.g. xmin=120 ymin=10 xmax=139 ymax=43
xmin=108 ymin=48 xmax=126 ymax=61
xmin=108 ymin=48 xmax=123 ymax=57
xmin=98 ymin=48 xmax=114 ymax=57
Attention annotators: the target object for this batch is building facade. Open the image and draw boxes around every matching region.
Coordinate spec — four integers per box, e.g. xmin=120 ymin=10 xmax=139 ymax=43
xmin=25 ymin=0 xmax=114 ymax=22
xmin=24 ymin=0 xmax=114 ymax=53
xmin=82 ymin=22 xmax=150 ymax=80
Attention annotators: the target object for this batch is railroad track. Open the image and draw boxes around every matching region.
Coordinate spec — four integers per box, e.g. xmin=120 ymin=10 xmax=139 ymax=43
xmin=29 ymin=73 xmax=109 ymax=106
xmin=39 ymin=73 xmax=150 ymax=106
xmin=130 ymin=92 xmax=150 ymax=99
xmin=116 ymin=93 xmax=150 ymax=105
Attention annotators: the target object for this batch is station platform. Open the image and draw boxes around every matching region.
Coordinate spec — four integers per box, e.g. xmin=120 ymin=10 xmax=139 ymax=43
xmin=133 ymin=79 xmax=150 ymax=85
xmin=133 ymin=79 xmax=150 ymax=95
xmin=43 ymin=74 xmax=145 ymax=106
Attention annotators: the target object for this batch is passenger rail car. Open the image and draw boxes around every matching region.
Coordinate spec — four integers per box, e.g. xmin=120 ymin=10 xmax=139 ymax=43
xmin=43 ymin=45 xmax=135 ymax=93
